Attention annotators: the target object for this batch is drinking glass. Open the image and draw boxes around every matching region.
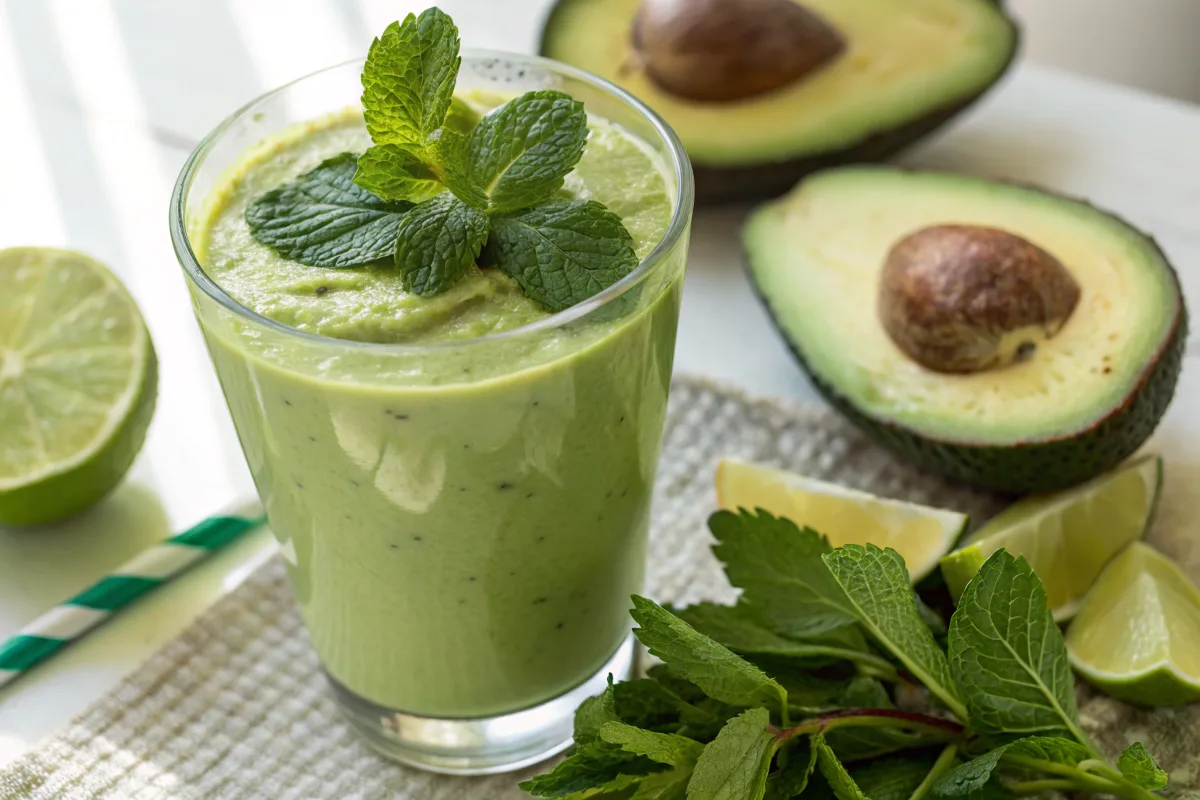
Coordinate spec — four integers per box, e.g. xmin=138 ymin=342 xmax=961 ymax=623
xmin=170 ymin=52 xmax=693 ymax=774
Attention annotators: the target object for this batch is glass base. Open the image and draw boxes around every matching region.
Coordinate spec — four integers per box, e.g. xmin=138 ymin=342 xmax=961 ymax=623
xmin=327 ymin=635 xmax=636 ymax=775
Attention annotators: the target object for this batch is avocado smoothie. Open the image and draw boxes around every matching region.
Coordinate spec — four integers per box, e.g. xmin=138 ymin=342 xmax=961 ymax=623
xmin=186 ymin=96 xmax=684 ymax=723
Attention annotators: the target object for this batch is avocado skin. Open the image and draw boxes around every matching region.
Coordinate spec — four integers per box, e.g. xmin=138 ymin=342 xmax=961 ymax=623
xmin=539 ymin=1 xmax=1020 ymax=205
xmin=745 ymin=177 xmax=1188 ymax=494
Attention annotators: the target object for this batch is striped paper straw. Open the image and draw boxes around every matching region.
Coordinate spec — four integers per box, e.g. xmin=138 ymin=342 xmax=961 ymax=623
xmin=0 ymin=503 xmax=266 ymax=688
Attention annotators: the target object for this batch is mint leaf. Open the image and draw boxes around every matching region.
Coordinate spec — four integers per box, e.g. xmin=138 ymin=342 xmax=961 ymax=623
xmin=598 ymin=722 xmax=704 ymax=767
xmin=687 ymin=708 xmax=777 ymax=800
xmin=755 ymin=659 xmax=855 ymax=711
xmin=851 ymin=756 xmax=941 ymax=800
xmin=617 ymin=676 xmax=734 ymax=740
xmin=825 ymin=725 xmax=937 ymax=763
xmin=244 ymin=153 xmax=411 ymax=268
xmin=675 ymin=603 xmax=880 ymax=668
xmin=433 ymin=127 xmax=488 ymax=210
xmin=361 ymin=8 xmax=460 ymax=148
xmin=836 ymin=676 xmax=892 ymax=709
xmin=518 ymin=740 xmax=663 ymax=798
xmin=822 ymin=545 xmax=966 ymax=721
xmin=469 ymin=90 xmax=588 ymax=213
xmin=488 ymin=200 xmax=638 ymax=312
xmin=576 ymin=680 xmax=620 ymax=745
xmin=631 ymin=768 xmax=692 ymax=800
xmin=931 ymin=736 xmax=1091 ymax=797
xmin=630 ymin=596 xmax=788 ymax=714
xmin=1118 ymin=743 xmax=1168 ymax=790
xmin=947 ymin=551 xmax=1087 ymax=743
xmin=709 ymin=510 xmax=858 ymax=640
xmin=354 ymin=144 xmax=444 ymax=204
xmin=813 ymin=734 xmax=870 ymax=800
xmin=394 ymin=192 xmax=488 ymax=296
xmin=766 ymin=740 xmax=818 ymax=800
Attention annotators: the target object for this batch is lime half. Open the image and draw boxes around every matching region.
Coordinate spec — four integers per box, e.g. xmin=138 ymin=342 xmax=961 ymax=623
xmin=940 ymin=454 xmax=1162 ymax=621
xmin=715 ymin=459 xmax=968 ymax=581
xmin=1067 ymin=542 xmax=1200 ymax=706
xmin=0 ymin=248 xmax=157 ymax=526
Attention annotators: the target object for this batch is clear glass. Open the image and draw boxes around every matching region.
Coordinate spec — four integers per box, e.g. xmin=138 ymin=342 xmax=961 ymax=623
xmin=170 ymin=53 xmax=693 ymax=774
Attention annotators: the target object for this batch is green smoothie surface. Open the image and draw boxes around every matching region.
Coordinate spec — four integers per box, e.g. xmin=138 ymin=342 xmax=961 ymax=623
xmin=195 ymin=93 xmax=674 ymax=345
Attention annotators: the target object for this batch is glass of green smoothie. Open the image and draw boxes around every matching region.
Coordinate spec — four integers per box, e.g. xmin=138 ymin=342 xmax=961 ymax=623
xmin=169 ymin=17 xmax=692 ymax=776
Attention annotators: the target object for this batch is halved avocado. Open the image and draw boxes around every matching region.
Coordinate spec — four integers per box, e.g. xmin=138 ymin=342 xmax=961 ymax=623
xmin=541 ymin=0 xmax=1019 ymax=204
xmin=745 ymin=167 xmax=1187 ymax=493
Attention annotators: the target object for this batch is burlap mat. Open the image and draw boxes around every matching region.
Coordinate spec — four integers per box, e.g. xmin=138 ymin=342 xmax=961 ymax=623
xmin=1 ymin=377 xmax=1196 ymax=799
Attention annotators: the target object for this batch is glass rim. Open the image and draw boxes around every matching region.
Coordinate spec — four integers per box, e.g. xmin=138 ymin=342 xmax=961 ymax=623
xmin=169 ymin=49 xmax=694 ymax=355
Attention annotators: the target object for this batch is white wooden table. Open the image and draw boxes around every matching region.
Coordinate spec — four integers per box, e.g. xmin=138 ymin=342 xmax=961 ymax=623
xmin=1 ymin=0 xmax=1197 ymax=771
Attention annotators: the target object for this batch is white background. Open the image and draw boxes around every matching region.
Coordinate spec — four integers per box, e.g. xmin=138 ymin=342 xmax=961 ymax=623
xmin=0 ymin=0 xmax=1198 ymax=769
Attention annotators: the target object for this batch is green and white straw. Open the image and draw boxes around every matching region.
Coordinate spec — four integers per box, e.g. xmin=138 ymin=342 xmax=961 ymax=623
xmin=0 ymin=503 xmax=266 ymax=688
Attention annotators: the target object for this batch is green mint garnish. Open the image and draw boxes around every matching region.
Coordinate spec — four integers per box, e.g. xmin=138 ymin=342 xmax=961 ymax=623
xmin=246 ymin=6 xmax=642 ymax=312
xmin=822 ymin=544 xmax=967 ymax=721
xmin=521 ymin=507 xmax=1173 ymax=800
xmin=1118 ymin=744 xmax=1169 ymax=791
xmin=394 ymin=192 xmax=488 ymax=295
xmin=488 ymin=201 xmax=638 ymax=312
xmin=360 ymin=9 xmax=460 ymax=151
xmin=353 ymin=144 xmax=444 ymax=204
xmin=686 ymin=708 xmax=777 ymax=800
xmin=947 ymin=550 xmax=1088 ymax=742
xmin=631 ymin=595 xmax=788 ymax=717
xmin=466 ymin=90 xmax=588 ymax=213
xmin=597 ymin=721 xmax=705 ymax=768
xmin=244 ymin=154 xmax=412 ymax=268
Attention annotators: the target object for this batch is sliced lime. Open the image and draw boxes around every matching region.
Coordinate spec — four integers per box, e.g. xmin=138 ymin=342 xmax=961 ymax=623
xmin=1067 ymin=542 xmax=1200 ymax=706
xmin=940 ymin=454 xmax=1161 ymax=621
xmin=0 ymin=248 xmax=157 ymax=526
xmin=715 ymin=459 xmax=968 ymax=581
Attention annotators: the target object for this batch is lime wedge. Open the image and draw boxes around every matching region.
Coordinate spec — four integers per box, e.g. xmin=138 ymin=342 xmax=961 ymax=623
xmin=715 ymin=459 xmax=968 ymax=581
xmin=940 ymin=454 xmax=1162 ymax=621
xmin=0 ymin=248 xmax=157 ymax=526
xmin=1067 ymin=542 xmax=1200 ymax=706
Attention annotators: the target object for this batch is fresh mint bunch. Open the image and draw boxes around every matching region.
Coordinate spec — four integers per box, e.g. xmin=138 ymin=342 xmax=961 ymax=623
xmin=245 ymin=7 xmax=639 ymax=311
xmin=521 ymin=509 xmax=1171 ymax=800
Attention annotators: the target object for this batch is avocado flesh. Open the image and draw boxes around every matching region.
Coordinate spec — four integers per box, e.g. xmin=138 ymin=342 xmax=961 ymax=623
xmin=745 ymin=167 xmax=1187 ymax=493
xmin=541 ymin=0 xmax=1017 ymax=202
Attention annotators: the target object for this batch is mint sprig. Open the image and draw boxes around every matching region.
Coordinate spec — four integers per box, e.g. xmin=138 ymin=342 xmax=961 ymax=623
xmin=521 ymin=509 xmax=1172 ymax=800
xmin=246 ymin=6 xmax=641 ymax=309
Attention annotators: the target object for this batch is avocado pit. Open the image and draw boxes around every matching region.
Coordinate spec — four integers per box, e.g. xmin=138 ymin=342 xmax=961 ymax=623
xmin=630 ymin=0 xmax=845 ymax=103
xmin=878 ymin=224 xmax=1081 ymax=374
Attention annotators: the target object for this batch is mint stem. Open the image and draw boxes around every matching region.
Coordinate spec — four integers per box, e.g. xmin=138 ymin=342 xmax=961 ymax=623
xmin=907 ymin=744 xmax=959 ymax=800
xmin=771 ymin=708 xmax=964 ymax=744
xmin=1006 ymin=756 xmax=1161 ymax=800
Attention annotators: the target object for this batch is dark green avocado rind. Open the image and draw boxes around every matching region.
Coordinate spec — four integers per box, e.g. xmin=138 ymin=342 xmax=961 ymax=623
xmin=540 ymin=0 xmax=1021 ymax=205
xmin=744 ymin=175 xmax=1188 ymax=495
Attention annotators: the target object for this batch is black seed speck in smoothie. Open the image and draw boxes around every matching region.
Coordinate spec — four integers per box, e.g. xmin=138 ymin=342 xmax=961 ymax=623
xmin=413 ymin=536 xmax=422 ymax=542
xmin=533 ymin=597 xmax=548 ymax=605
xmin=296 ymin=481 xmax=304 ymax=489
xmin=468 ymin=576 xmax=476 ymax=582
xmin=308 ymin=435 xmax=316 ymax=442
xmin=526 ymin=492 xmax=534 ymax=499
xmin=315 ymin=286 xmax=328 ymax=295
xmin=619 ymin=415 xmax=625 ymax=424
xmin=555 ymin=622 xmax=564 ymax=630
xmin=536 ymin=536 xmax=545 ymax=543
xmin=498 ymin=482 xmax=512 ymax=491
xmin=283 ymin=399 xmax=292 ymax=406
xmin=390 ymin=544 xmax=398 ymax=549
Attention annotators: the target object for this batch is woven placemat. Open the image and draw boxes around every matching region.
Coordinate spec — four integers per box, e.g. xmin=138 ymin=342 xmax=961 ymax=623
xmin=2 ymin=377 xmax=1197 ymax=799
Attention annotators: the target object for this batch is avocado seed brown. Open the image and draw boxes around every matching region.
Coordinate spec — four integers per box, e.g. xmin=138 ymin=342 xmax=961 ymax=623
xmin=630 ymin=0 xmax=845 ymax=103
xmin=878 ymin=225 xmax=1081 ymax=374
